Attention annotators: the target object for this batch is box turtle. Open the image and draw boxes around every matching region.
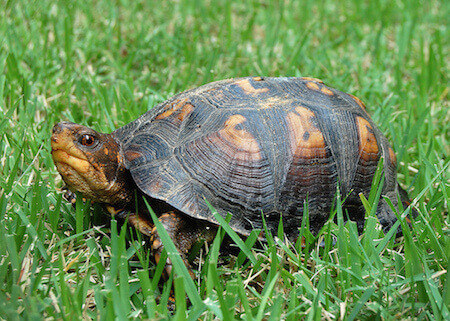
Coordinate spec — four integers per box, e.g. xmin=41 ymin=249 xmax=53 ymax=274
xmin=51 ymin=77 xmax=411 ymax=275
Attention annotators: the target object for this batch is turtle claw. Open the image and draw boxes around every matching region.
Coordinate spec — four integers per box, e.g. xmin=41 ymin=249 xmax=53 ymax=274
xmin=62 ymin=187 xmax=87 ymax=207
xmin=62 ymin=187 xmax=77 ymax=205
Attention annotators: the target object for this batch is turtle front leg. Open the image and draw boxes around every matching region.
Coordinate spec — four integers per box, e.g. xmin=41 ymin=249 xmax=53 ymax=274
xmin=150 ymin=211 xmax=216 ymax=278
xmin=105 ymin=205 xmax=155 ymax=236
xmin=62 ymin=187 xmax=88 ymax=207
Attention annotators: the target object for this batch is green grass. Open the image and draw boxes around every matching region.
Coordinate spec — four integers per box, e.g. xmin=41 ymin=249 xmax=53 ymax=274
xmin=0 ymin=0 xmax=448 ymax=319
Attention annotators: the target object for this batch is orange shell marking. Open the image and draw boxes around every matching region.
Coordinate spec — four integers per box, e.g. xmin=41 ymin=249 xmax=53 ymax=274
xmin=301 ymin=77 xmax=324 ymax=84
xmin=388 ymin=147 xmax=397 ymax=166
xmin=356 ymin=116 xmax=379 ymax=159
xmin=287 ymin=106 xmax=326 ymax=158
xmin=236 ymin=78 xmax=269 ymax=95
xmin=219 ymin=114 xmax=261 ymax=160
xmin=306 ymin=82 xmax=320 ymax=91
xmin=125 ymin=150 xmax=143 ymax=162
xmin=321 ymin=87 xmax=334 ymax=96
xmin=349 ymin=94 xmax=366 ymax=110
xmin=176 ymin=103 xmax=194 ymax=121
xmin=155 ymin=98 xmax=188 ymax=120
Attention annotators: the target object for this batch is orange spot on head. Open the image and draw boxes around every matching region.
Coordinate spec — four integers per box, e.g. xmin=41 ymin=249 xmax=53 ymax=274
xmin=321 ymin=87 xmax=333 ymax=96
xmin=104 ymin=147 xmax=109 ymax=155
xmin=349 ymin=94 xmax=366 ymax=110
xmin=219 ymin=114 xmax=261 ymax=160
xmin=287 ymin=106 xmax=326 ymax=158
xmin=356 ymin=116 xmax=379 ymax=160
xmin=301 ymin=77 xmax=324 ymax=84
xmin=235 ymin=79 xmax=269 ymax=95
xmin=252 ymin=76 xmax=264 ymax=81
xmin=306 ymin=82 xmax=320 ymax=91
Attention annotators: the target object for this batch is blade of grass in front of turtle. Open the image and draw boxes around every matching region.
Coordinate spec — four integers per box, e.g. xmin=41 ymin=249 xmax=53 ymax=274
xmin=376 ymin=162 xmax=449 ymax=255
xmin=382 ymin=197 xmax=429 ymax=302
xmin=403 ymin=160 xmax=448 ymax=258
xmin=110 ymin=217 xmax=132 ymax=316
xmin=208 ymin=221 xmax=226 ymax=270
xmin=86 ymin=237 xmax=106 ymax=277
xmin=206 ymin=257 xmax=231 ymax=320
xmin=260 ymin=210 xmax=275 ymax=247
xmin=136 ymin=269 xmax=157 ymax=319
xmin=160 ymin=274 xmax=174 ymax=316
xmin=259 ymin=210 xmax=279 ymax=282
xmin=205 ymin=224 xmax=224 ymax=296
xmin=335 ymin=185 xmax=353 ymax=290
xmin=267 ymin=294 xmax=284 ymax=321
xmin=174 ymin=275 xmax=187 ymax=320
xmin=419 ymin=254 xmax=450 ymax=320
xmin=296 ymin=196 xmax=315 ymax=257
xmin=255 ymin=272 xmax=279 ymax=321
xmin=236 ymin=229 xmax=259 ymax=268
xmin=367 ymin=157 xmax=385 ymax=217
xmin=16 ymin=207 xmax=48 ymax=260
xmin=144 ymin=198 xmax=204 ymax=307
xmin=75 ymin=191 xmax=90 ymax=243
xmin=151 ymin=250 xmax=168 ymax=290
xmin=347 ymin=286 xmax=376 ymax=321
xmin=234 ymin=274 xmax=254 ymax=320
xmin=275 ymin=237 xmax=300 ymax=269
xmin=206 ymin=200 xmax=258 ymax=266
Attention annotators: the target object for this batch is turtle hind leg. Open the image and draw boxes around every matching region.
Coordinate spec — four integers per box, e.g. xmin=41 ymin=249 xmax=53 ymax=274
xmin=376 ymin=198 xmax=401 ymax=235
xmin=376 ymin=186 xmax=418 ymax=236
xmin=150 ymin=211 xmax=216 ymax=278
xmin=376 ymin=185 xmax=416 ymax=236
xmin=397 ymin=183 xmax=418 ymax=220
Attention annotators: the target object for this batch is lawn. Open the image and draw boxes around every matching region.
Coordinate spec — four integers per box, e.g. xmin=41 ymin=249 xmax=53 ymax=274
xmin=0 ymin=0 xmax=448 ymax=319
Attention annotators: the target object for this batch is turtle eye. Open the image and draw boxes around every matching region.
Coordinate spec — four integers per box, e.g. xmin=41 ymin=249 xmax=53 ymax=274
xmin=79 ymin=134 xmax=96 ymax=147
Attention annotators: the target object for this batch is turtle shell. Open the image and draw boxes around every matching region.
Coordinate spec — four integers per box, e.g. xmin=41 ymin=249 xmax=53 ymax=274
xmin=113 ymin=77 xmax=399 ymax=237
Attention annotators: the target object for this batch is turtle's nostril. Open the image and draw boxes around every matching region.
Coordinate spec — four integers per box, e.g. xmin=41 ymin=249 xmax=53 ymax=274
xmin=52 ymin=123 xmax=63 ymax=135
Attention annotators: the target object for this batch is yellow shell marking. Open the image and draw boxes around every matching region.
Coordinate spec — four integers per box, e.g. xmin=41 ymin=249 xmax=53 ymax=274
xmin=236 ymin=78 xmax=269 ymax=95
xmin=321 ymin=87 xmax=334 ymax=96
xmin=155 ymin=98 xmax=188 ymax=120
xmin=306 ymin=82 xmax=320 ymax=91
xmin=301 ymin=77 xmax=324 ymax=84
xmin=219 ymin=114 xmax=261 ymax=160
xmin=349 ymin=94 xmax=366 ymax=110
xmin=287 ymin=106 xmax=326 ymax=158
xmin=356 ymin=116 xmax=379 ymax=159
xmin=388 ymin=147 xmax=397 ymax=166
xmin=176 ymin=103 xmax=194 ymax=121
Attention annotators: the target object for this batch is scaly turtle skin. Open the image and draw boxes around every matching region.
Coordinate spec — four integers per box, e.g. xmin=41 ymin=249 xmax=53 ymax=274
xmin=51 ymin=77 xmax=410 ymax=275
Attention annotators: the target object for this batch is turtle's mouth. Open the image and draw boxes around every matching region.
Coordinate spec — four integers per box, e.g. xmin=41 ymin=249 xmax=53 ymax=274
xmin=51 ymin=148 xmax=91 ymax=174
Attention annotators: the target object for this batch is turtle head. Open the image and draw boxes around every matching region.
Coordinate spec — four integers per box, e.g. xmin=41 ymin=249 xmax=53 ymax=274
xmin=51 ymin=122 xmax=133 ymax=205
